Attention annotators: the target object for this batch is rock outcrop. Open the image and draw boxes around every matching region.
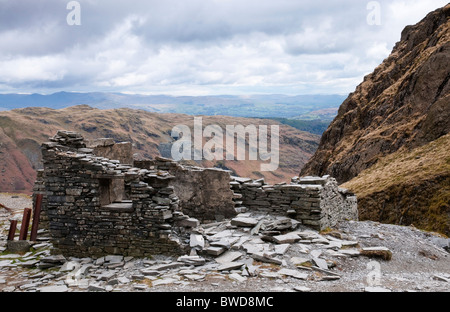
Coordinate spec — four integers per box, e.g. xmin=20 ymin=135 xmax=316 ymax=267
xmin=301 ymin=4 xmax=450 ymax=183
xmin=300 ymin=4 xmax=450 ymax=235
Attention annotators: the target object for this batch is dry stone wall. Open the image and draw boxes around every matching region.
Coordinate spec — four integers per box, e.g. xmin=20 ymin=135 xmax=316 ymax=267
xmin=135 ymin=158 xmax=236 ymax=222
xmin=36 ymin=131 xmax=191 ymax=257
xmin=231 ymin=176 xmax=358 ymax=231
xmin=86 ymin=138 xmax=133 ymax=165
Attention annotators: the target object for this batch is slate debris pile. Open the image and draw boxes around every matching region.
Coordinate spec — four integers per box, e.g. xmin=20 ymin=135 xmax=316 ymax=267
xmin=4 ymin=213 xmax=439 ymax=293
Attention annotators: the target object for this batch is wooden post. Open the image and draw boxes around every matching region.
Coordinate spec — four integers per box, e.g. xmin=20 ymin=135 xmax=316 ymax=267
xmin=30 ymin=194 xmax=43 ymax=241
xmin=7 ymin=220 xmax=17 ymax=241
xmin=19 ymin=208 xmax=32 ymax=241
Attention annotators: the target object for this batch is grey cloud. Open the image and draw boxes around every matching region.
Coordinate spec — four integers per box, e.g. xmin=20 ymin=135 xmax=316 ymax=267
xmin=0 ymin=0 xmax=448 ymax=94
xmin=1 ymin=0 xmax=368 ymax=53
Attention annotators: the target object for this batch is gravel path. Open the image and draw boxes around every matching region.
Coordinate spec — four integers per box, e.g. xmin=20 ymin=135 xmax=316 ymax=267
xmin=0 ymin=193 xmax=32 ymax=217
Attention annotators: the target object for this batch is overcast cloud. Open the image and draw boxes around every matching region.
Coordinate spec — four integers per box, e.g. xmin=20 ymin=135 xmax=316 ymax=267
xmin=0 ymin=0 xmax=448 ymax=95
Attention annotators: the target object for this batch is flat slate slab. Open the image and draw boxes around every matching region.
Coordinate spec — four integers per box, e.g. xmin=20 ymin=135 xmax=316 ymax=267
xmin=312 ymin=257 xmax=329 ymax=270
xmin=278 ymin=268 xmax=308 ymax=280
xmin=217 ymin=262 xmax=245 ymax=271
xmin=273 ymin=233 xmax=302 ymax=244
xmin=251 ymin=252 xmax=282 ymax=265
xmin=38 ymin=285 xmax=69 ymax=292
xmin=215 ymin=251 xmax=243 ymax=264
xmin=231 ymin=176 xmax=253 ymax=183
xmin=364 ymin=286 xmax=391 ymax=292
xmin=144 ymin=262 xmax=184 ymax=271
xmin=229 ymin=273 xmax=247 ymax=282
xmin=206 ymin=246 xmax=226 ymax=256
xmin=102 ymin=202 xmax=133 ymax=212
xmin=231 ymin=217 xmax=259 ymax=227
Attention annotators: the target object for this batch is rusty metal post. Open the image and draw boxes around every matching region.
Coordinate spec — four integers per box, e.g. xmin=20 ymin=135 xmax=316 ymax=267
xmin=19 ymin=208 xmax=32 ymax=241
xmin=7 ymin=220 xmax=17 ymax=241
xmin=30 ymin=194 xmax=43 ymax=241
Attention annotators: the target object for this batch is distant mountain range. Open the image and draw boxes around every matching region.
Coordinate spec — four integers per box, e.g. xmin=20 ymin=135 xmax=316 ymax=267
xmin=0 ymin=92 xmax=346 ymax=119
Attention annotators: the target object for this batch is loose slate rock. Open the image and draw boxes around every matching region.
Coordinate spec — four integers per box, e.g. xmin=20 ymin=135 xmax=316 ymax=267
xmin=229 ymin=273 xmax=247 ymax=283
xmin=145 ymin=262 xmax=184 ymax=271
xmin=177 ymin=255 xmax=206 ymax=266
xmin=339 ymin=249 xmax=360 ymax=257
xmin=364 ymin=286 xmax=391 ymax=292
xmin=217 ymin=262 xmax=245 ymax=271
xmin=60 ymin=261 xmax=78 ymax=272
xmin=190 ymin=234 xmax=205 ymax=249
xmin=152 ymin=278 xmax=178 ymax=286
xmin=361 ymin=247 xmax=392 ymax=261
xmin=40 ymin=255 xmax=66 ymax=264
xmin=290 ymin=257 xmax=311 ymax=266
xmin=231 ymin=217 xmax=259 ymax=227
xmin=312 ymin=257 xmax=329 ymax=270
xmin=294 ymin=286 xmax=311 ymax=292
xmin=18 ymin=260 xmax=39 ymax=268
xmin=206 ymin=246 xmax=226 ymax=256
xmin=433 ymin=275 xmax=450 ymax=283
xmin=215 ymin=251 xmax=242 ymax=264
xmin=273 ymin=233 xmax=301 ymax=244
xmin=274 ymin=244 xmax=290 ymax=255
xmin=251 ymin=252 xmax=282 ymax=265
xmin=184 ymin=274 xmax=206 ymax=281
xmin=278 ymin=268 xmax=308 ymax=280
xmin=38 ymin=285 xmax=69 ymax=292
xmin=88 ymin=284 xmax=107 ymax=292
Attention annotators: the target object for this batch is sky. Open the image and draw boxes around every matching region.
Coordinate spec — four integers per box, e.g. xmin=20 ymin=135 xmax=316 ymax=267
xmin=0 ymin=0 xmax=448 ymax=96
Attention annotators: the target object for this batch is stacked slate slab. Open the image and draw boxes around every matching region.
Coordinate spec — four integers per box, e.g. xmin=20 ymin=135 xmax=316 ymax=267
xmin=230 ymin=175 xmax=358 ymax=231
xmin=135 ymin=158 xmax=236 ymax=223
xmin=36 ymin=131 xmax=191 ymax=257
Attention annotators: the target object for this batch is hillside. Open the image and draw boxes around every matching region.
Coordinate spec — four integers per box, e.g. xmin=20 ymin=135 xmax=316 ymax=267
xmin=293 ymin=107 xmax=338 ymax=121
xmin=301 ymin=4 xmax=450 ymax=234
xmin=0 ymin=105 xmax=320 ymax=193
xmin=342 ymin=133 xmax=450 ymax=236
xmin=269 ymin=118 xmax=332 ymax=135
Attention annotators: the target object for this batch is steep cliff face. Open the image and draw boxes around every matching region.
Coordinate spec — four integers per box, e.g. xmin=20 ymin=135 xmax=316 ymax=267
xmin=301 ymin=4 xmax=450 ymax=183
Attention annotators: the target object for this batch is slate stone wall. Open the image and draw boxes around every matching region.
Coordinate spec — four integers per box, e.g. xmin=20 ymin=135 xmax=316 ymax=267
xmin=135 ymin=158 xmax=236 ymax=222
xmin=37 ymin=131 xmax=190 ymax=257
xmin=231 ymin=176 xmax=358 ymax=231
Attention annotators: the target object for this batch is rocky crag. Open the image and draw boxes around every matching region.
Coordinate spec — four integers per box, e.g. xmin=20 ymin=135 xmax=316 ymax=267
xmin=301 ymin=4 xmax=450 ymax=235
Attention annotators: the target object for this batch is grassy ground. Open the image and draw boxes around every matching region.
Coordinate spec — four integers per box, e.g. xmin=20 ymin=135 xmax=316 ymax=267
xmin=342 ymin=133 xmax=450 ymax=236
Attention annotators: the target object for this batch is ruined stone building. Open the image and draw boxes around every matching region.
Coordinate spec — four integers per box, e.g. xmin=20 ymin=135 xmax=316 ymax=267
xmin=34 ymin=131 xmax=357 ymax=257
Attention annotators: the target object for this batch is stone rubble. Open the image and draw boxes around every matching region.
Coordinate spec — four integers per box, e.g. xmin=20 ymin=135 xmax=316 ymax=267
xmin=2 ymin=189 xmax=449 ymax=292
xmin=4 ymin=211 xmax=440 ymax=293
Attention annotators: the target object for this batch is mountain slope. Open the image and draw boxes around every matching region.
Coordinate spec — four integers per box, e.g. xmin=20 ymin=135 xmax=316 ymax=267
xmin=342 ymin=133 xmax=450 ymax=235
xmin=300 ymin=4 xmax=450 ymax=235
xmin=301 ymin=4 xmax=450 ymax=183
xmin=0 ymin=105 xmax=320 ymax=193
